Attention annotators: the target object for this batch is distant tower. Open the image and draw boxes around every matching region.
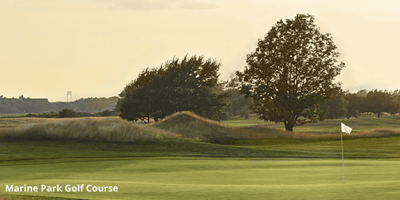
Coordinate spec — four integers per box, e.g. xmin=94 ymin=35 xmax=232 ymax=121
xmin=67 ymin=91 xmax=72 ymax=103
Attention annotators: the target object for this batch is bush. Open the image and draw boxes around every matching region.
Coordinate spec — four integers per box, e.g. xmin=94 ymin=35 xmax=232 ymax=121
xmin=101 ymin=110 xmax=112 ymax=116
xmin=58 ymin=109 xmax=76 ymax=118
xmin=26 ymin=113 xmax=37 ymax=117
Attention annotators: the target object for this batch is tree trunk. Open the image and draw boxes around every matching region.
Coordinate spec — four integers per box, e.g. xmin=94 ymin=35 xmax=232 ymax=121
xmin=377 ymin=112 xmax=381 ymax=118
xmin=284 ymin=121 xmax=294 ymax=132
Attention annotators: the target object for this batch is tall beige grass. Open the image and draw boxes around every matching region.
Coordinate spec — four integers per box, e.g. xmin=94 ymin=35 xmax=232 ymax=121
xmin=0 ymin=117 xmax=65 ymax=129
xmin=2 ymin=117 xmax=159 ymax=143
xmin=2 ymin=113 xmax=399 ymax=143
xmin=154 ymin=111 xmax=235 ymax=140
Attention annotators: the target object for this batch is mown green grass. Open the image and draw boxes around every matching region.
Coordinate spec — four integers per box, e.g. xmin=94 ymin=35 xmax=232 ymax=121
xmin=1 ymin=158 xmax=400 ymax=200
xmin=1 ymin=135 xmax=399 ymax=199
xmin=0 ymin=194 xmax=84 ymax=200
xmin=232 ymin=136 xmax=400 ymax=159
xmin=222 ymin=114 xmax=400 ymax=133
xmin=1 ymin=133 xmax=399 ymax=163
xmin=0 ymin=137 xmax=271 ymax=162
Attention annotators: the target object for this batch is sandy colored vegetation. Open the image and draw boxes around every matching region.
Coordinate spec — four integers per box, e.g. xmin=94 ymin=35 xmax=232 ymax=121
xmin=1 ymin=112 xmax=400 ymax=143
xmin=0 ymin=117 xmax=161 ymax=143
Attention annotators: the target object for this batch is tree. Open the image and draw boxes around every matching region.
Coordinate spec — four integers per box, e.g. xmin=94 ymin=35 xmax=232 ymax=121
xmin=100 ymin=110 xmax=112 ymax=116
xmin=236 ymin=14 xmax=345 ymax=131
xmin=58 ymin=108 xmax=76 ymax=118
xmin=345 ymin=92 xmax=362 ymax=119
xmin=364 ymin=89 xmax=395 ymax=118
xmin=222 ymin=73 xmax=253 ymax=118
xmin=118 ymin=80 xmax=162 ymax=123
xmin=118 ymin=55 xmax=229 ymax=122
xmin=227 ymin=89 xmax=252 ymax=117
xmin=388 ymin=90 xmax=400 ymax=115
xmin=320 ymin=88 xmax=348 ymax=119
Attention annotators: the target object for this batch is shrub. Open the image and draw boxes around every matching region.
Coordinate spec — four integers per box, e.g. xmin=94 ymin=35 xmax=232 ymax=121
xmin=58 ymin=109 xmax=76 ymax=118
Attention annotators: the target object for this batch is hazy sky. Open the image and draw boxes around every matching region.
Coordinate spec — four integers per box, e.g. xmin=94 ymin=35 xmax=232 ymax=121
xmin=1 ymin=0 xmax=399 ymax=102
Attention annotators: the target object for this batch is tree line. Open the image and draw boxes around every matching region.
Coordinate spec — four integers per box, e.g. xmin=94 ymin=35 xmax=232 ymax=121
xmin=321 ymin=89 xmax=400 ymax=119
xmin=14 ymin=109 xmax=118 ymax=118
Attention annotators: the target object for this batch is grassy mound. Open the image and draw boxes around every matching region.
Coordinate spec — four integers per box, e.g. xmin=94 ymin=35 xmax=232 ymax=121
xmin=154 ymin=111 xmax=235 ymax=140
xmin=1 ymin=117 xmax=159 ymax=143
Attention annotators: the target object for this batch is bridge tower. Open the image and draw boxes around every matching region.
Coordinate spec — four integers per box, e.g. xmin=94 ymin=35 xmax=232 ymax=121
xmin=67 ymin=91 xmax=72 ymax=103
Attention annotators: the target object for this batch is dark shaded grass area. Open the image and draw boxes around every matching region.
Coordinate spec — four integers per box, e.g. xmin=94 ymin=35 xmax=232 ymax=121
xmin=229 ymin=136 xmax=400 ymax=159
xmin=0 ymin=137 xmax=269 ymax=165
xmin=1 ymin=134 xmax=399 ymax=166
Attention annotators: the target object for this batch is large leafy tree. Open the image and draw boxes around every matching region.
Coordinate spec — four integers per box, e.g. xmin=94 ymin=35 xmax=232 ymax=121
xmin=237 ymin=14 xmax=345 ymax=131
xmin=118 ymin=55 xmax=229 ymax=122
xmin=116 ymin=66 xmax=166 ymax=122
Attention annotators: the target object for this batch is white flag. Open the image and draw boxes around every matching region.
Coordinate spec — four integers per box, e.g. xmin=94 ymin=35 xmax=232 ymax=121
xmin=341 ymin=123 xmax=352 ymax=135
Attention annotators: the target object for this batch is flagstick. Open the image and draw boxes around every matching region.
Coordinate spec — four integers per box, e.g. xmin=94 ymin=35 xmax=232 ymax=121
xmin=341 ymin=131 xmax=345 ymax=183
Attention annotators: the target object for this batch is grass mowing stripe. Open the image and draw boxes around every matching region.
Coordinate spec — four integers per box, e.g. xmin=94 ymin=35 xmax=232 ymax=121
xmin=51 ymin=179 xmax=400 ymax=187
xmin=1 ymin=158 xmax=399 ymax=200
xmin=2 ymin=135 xmax=400 ymax=163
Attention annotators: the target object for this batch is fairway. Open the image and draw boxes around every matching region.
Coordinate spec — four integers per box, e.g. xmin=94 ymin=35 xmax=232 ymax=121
xmin=1 ymin=158 xmax=400 ymax=200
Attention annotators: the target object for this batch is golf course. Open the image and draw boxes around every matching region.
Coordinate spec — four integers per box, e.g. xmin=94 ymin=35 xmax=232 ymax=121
xmin=0 ymin=112 xmax=399 ymax=200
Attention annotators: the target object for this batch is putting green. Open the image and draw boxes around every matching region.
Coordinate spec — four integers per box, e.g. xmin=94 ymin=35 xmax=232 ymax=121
xmin=1 ymin=158 xmax=399 ymax=200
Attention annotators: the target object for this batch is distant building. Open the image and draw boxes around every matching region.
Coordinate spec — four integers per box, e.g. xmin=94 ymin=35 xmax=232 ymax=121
xmin=0 ymin=95 xmax=48 ymax=102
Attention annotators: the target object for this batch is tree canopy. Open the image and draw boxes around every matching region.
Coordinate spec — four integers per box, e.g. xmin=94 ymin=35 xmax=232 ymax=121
xmin=237 ymin=14 xmax=345 ymax=131
xmin=118 ymin=55 xmax=229 ymax=123
xmin=363 ymin=89 xmax=397 ymax=118
xmin=320 ymin=88 xmax=348 ymax=119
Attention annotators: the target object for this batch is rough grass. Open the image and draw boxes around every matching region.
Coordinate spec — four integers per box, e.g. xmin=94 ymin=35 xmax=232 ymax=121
xmin=0 ymin=117 xmax=67 ymax=130
xmin=154 ymin=111 xmax=236 ymax=140
xmin=0 ymin=117 xmax=160 ymax=143
xmin=1 ymin=112 xmax=400 ymax=144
